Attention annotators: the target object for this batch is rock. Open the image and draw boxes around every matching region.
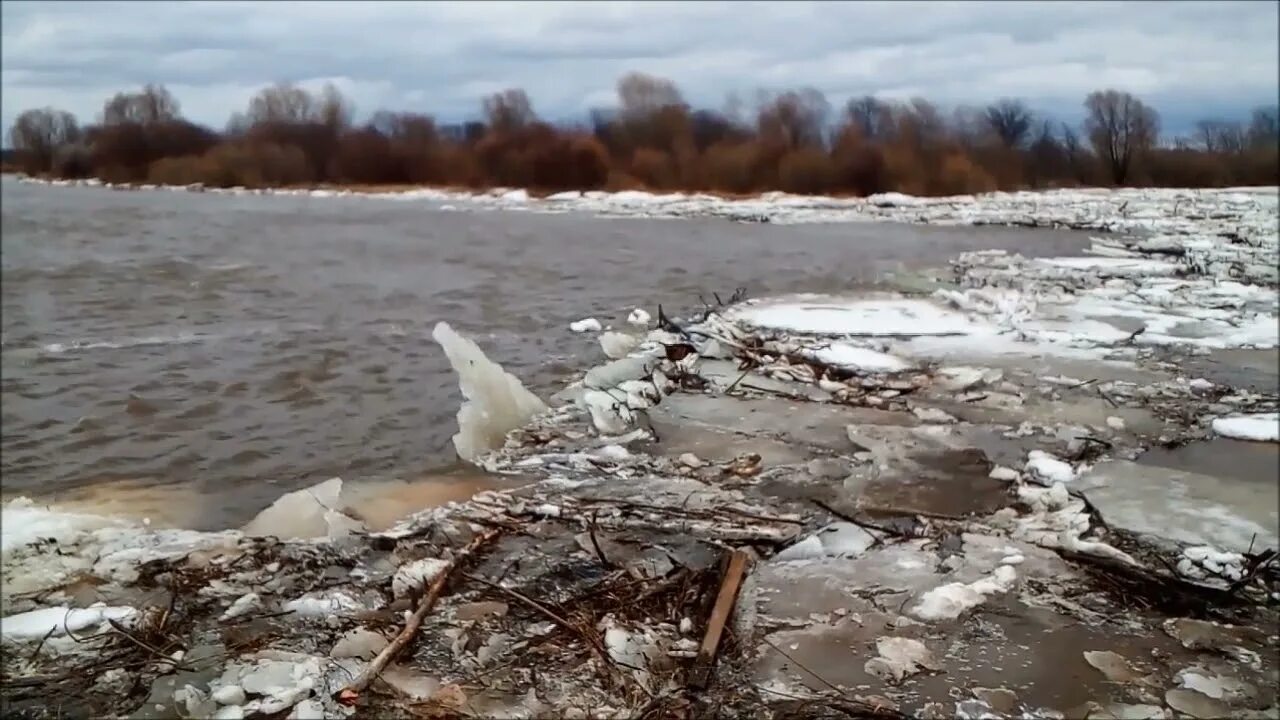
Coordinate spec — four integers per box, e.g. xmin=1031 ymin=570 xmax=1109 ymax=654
xmin=677 ymin=453 xmax=703 ymax=468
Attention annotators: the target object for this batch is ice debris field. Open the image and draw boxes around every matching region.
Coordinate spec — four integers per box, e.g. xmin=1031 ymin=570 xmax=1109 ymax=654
xmin=2 ymin=182 xmax=1278 ymax=719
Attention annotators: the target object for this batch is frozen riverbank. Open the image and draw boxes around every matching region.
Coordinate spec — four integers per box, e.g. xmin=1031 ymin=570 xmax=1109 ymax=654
xmin=2 ymin=185 xmax=1277 ymax=719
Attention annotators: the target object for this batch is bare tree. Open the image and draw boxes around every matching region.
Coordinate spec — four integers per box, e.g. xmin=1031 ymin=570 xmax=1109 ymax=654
xmin=1248 ymin=105 xmax=1279 ymax=149
xmin=845 ymin=96 xmax=893 ymax=141
xmin=102 ymin=84 xmax=180 ymax=126
xmin=247 ymin=83 xmax=317 ymax=125
xmin=1060 ymin=122 xmax=1091 ymax=183
xmin=8 ymin=107 xmax=81 ymax=173
xmin=985 ymin=98 xmax=1034 ymax=148
xmin=482 ymin=89 xmax=536 ymax=134
xmin=370 ymin=111 xmax=437 ymax=144
xmin=1083 ymin=89 xmax=1159 ymax=185
xmin=756 ymin=88 xmax=830 ymax=150
xmin=617 ymin=72 xmax=685 ymax=118
xmin=1194 ymin=120 xmax=1246 ymax=154
xmin=316 ymin=83 xmax=354 ymax=131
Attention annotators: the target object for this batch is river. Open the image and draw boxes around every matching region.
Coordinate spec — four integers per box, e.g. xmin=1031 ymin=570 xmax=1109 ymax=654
xmin=0 ymin=178 xmax=1091 ymax=529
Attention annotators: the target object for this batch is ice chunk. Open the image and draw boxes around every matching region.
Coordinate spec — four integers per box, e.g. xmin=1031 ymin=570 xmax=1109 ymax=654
xmin=1025 ymin=451 xmax=1075 ymax=484
xmin=432 ymin=322 xmax=548 ymax=461
xmin=599 ymin=331 xmax=640 ymax=359
xmin=1211 ymin=413 xmax=1279 ymax=442
xmin=627 ymin=308 xmax=651 ymax=327
xmin=802 ymin=343 xmax=911 ymax=372
xmin=911 ymin=565 xmax=1017 ymax=621
xmin=775 ymin=522 xmax=877 ymax=561
xmin=2 ymin=497 xmax=127 ymax=557
xmin=569 ymin=318 xmax=602 ymax=333
xmin=730 ymin=295 xmax=990 ymax=337
xmin=241 ymin=478 xmax=345 ymax=540
xmin=392 ymin=558 xmax=450 ymax=599
xmin=864 ymin=636 xmax=938 ymax=683
xmin=2 ymin=604 xmax=137 ymax=640
xmin=867 ymin=192 xmax=925 ymax=207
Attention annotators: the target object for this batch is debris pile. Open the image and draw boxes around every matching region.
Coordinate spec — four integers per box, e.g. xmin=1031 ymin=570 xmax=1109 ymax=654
xmin=3 ymin=187 xmax=1278 ymax=718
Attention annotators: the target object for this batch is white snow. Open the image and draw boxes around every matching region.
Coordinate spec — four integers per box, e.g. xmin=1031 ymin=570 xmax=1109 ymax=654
xmin=1025 ymin=450 xmax=1076 ymax=484
xmin=569 ymin=318 xmax=602 ymax=333
xmin=911 ymin=565 xmax=1018 ymax=621
xmin=802 ymin=342 xmax=911 ymax=372
xmin=2 ymin=604 xmax=138 ymax=640
xmin=1211 ymin=413 xmax=1279 ymax=442
xmin=432 ymin=321 xmax=549 ymax=461
xmin=730 ymin=295 xmax=991 ymax=337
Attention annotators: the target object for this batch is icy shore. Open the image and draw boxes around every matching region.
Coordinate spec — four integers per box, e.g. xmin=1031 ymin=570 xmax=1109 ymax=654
xmin=2 ymin=184 xmax=1277 ymax=719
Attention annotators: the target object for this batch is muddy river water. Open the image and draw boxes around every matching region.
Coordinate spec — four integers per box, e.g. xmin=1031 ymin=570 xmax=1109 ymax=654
xmin=1 ymin=179 xmax=1099 ymax=529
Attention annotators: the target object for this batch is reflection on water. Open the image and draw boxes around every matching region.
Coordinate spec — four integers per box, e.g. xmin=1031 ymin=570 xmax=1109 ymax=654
xmin=1 ymin=179 xmax=1090 ymax=528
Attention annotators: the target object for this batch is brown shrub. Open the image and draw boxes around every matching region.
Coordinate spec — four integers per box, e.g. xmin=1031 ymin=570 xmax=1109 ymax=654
xmin=630 ymin=148 xmax=678 ymax=189
xmin=777 ymin=148 xmax=836 ymax=195
xmin=934 ymin=152 xmax=998 ymax=195
xmin=701 ymin=141 xmax=759 ymax=194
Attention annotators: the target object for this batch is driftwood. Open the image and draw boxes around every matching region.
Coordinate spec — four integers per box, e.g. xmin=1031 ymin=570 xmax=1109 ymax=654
xmin=688 ymin=548 xmax=751 ymax=689
xmin=336 ymin=528 xmax=503 ymax=699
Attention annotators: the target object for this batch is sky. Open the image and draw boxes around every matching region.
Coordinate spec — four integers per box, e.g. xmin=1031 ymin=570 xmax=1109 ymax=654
xmin=2 ymin=0 xmax=1277 ymax=138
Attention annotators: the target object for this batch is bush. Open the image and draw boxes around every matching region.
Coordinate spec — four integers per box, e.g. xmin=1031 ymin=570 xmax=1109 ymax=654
xmin=778 ymin=148 xmax=836 ymax=195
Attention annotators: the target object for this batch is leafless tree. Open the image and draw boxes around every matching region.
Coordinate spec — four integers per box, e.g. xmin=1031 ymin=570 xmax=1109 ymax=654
xmin=756 ymin=88 xmax=830 ymax=149
xmin=247 ymin=83 xmax=317 ymax=125
xmin=8 ymin=107 xmax=81 ymax=173
xmin=482 ymin=89 xmax=536 ymax=134
xmin=102 ymin=84 xmax=180 ymax=126
xmin=985 ymin=98 xmax=1035 ymax=148
xmin=1194 ymin=120 xmax=1246 ymax=154
xmin=316 ymin=83 xmax=354 ymax=131
xmin=1083 ymin=89 xmax=1159 ymax=185
xmin=617 ymin=72 xmax=685 ymax=118
xmin=1248 ymin=105 xmax=1279 ymax=149
xmin=370 ymin=111 xmax=437 ymax=144
xmin=845 ymin=96 xmax=894 ymax=141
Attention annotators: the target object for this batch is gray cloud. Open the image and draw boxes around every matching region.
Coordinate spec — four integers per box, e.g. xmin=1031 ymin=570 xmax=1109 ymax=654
xmin=2 ymin=0 xmax=1276 ymax=135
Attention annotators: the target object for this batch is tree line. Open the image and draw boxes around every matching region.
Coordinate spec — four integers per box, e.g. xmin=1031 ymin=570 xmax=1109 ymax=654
xmin=7 ymin=73 xmax=1278 ymax=196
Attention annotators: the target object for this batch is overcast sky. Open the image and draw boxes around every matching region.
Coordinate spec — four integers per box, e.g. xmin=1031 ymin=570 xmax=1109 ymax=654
xmin=3 ymin=0 xmax=1277 ymax=137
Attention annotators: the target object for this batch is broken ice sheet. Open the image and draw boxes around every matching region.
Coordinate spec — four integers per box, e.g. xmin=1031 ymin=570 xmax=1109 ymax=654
xmin=727 ymin=293 xmax=994 ymax=337
xmin=1211 ymin=413 xmax=1279 ymax=442
xmin=432 ymin=321 xmax=548 ymax=461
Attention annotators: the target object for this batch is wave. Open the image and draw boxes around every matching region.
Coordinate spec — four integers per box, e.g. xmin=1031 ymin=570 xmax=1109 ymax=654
xmin=39 ymin=332 xmax=212 ymax=354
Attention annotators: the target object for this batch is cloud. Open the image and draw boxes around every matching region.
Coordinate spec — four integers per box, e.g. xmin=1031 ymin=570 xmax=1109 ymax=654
xmin=2 ymin=0 xmax=1276 ymax=135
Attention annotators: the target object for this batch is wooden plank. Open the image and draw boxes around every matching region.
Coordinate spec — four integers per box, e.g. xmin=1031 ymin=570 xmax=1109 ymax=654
xmin=688 ymin=548 xmax=751 ymax=689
